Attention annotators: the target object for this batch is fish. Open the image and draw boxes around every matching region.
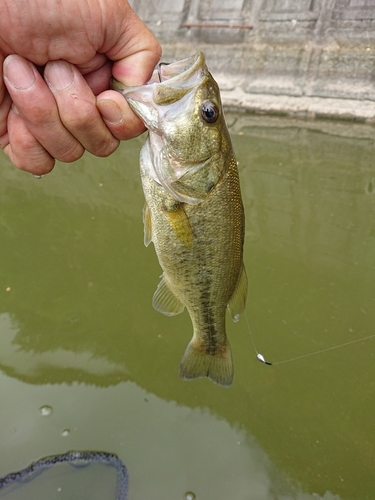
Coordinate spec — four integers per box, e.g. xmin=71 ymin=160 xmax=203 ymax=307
xmin=111 ymin=52 xmax=247 ymax=387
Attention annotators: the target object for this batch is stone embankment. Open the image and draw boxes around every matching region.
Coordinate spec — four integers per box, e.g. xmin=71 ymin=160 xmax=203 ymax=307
xmin=129 ymin=0 xmax=375 ymax=122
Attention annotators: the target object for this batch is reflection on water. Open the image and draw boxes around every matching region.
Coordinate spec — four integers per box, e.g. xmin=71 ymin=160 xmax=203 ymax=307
xmin=0 ymin=312 xmax=127 ymax=380
xmin=0 ymin=451 xmax=128 ymax=500
xmin=0 ymin=375 xmax=339 ymax=500
xmin=0 ymin=115 xmax=374 ymax=499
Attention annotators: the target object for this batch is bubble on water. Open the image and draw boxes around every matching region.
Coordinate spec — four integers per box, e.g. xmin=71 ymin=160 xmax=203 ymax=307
xmin=184 ymin=492 xmax=196 ymax=500
xmin=39 ymin=405 xmax=53 ymax=416
xmin=61 ymin=429 xmax=70 ymax=437
xmin=57 ymin=487 xmax=62 ymax=492
xmin=33 ymin=175 xmax=44 ymax=179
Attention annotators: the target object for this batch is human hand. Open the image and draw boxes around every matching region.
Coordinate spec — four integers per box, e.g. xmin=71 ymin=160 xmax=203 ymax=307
xmin=0 ymin=0 xmax=161 ymax=175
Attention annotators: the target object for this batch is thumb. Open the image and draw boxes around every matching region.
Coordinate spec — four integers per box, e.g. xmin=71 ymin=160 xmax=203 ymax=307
xmin=96 ymin=4 xmax=161 ymax=141
xmin=105 ymin=5 xmax=161 ymax=86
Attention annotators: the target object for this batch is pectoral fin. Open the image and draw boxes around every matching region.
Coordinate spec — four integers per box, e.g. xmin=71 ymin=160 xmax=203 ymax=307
xmin=165 ymin=203 xmax=193 ymax=247
xmin=142 ymin=203 xmax=152 ymax=247
xmin=228 ymin=263 xmax=248 ymax=322
xmin=152 ymin=275 xmax=185 ymax=316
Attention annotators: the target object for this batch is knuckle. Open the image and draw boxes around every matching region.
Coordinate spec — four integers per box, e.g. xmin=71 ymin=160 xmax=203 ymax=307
xmin=22 ymin=102 xmax=53 ymax=126
xmin=92 ymin=138 xmax=119 ymax=157
xmin=54 ymin=141 xmax=84 ymax=163
xmin=13 ymin=147 xmax=55 ymax=174
xmin=13 ymin=127 xmax=39 ymax=153
xmin=5 ymin=110 xmax=55 ymax=174
xmin=63 ymin=105 xmax=97 ymax=133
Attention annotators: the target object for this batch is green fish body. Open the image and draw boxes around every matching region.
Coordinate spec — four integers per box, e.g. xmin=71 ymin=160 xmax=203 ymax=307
xmin=112 ymin=52 xmax=247 ymax=387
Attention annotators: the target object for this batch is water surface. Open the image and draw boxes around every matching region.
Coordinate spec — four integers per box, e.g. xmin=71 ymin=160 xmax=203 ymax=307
xmin=0 ymin=114 xmax=374 ymax=499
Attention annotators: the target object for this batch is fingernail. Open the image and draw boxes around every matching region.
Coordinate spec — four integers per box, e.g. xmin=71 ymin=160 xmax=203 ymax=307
xmin=45 ymin=60 xmax=74 ymax=91
xmin=4 ymin=55 xmax=36 ymax=90
xmin=97 ymin=99 xmax=124 ymax=125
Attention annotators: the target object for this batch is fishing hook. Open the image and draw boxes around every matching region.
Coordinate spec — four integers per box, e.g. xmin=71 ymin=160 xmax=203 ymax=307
xmin=157 ymin=62 xmax=170 ymax=83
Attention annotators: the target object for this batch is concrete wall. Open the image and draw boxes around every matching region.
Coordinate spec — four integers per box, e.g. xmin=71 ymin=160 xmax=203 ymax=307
xmin=129 ymin=0 xmax=375 ymax=122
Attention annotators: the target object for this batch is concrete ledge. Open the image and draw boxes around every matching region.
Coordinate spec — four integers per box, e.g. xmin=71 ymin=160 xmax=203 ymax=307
xmin=219 ymin=84 xmax=375 ymax=124
xmin=224 ymin=111 xmax=375 ymax=141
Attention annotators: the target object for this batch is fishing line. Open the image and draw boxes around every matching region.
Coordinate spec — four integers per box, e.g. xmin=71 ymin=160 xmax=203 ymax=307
xmin=244 ymin=311 xmax=375 ymax=366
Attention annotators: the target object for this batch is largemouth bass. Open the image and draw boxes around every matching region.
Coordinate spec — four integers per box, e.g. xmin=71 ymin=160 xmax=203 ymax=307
xmin=112 ymin=52 xmax=247 ymax=387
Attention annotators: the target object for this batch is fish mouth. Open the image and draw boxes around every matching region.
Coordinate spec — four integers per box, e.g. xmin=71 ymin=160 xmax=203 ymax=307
xmin=110 ymin=52 xmax=207 ymax=97
xmin=148 ymin=52 xmax=206 ymax=86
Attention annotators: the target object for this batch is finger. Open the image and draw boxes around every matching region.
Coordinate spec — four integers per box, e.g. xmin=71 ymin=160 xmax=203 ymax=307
xmin=4 ymin=106 xmax=55 ymax=175
xmin=0 ymin=92 xmax=12 ymax=150
xmin=97 ymin=90 xmax=145 ymax=141
xmin=98 ymin=7 xmax=160 ymax=141
xmin=112 ymin=48 xmax=160 ymax=87
xmin=0 ymin=53 xmax=12 ymax=147
xmin=3 ymin=55 xmax=84 ymax=163
xmin=83 ymin=60 xmax=113 ymax=95
xmin=44 ymin=60 xmax=119 ymax=157
xmin=105 ymin=8 xmax=161 ymax=86
xmin=76 ymin=53 xmax=110 ymax=76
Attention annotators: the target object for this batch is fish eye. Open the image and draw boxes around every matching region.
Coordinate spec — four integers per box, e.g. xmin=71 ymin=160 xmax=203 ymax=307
xmin=201 ymin=100 xmax=219 ymax=123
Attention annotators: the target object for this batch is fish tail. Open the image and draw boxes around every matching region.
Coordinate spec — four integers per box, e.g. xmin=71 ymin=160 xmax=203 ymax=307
xmin=179 ymin=339 xmax=233 ymax=388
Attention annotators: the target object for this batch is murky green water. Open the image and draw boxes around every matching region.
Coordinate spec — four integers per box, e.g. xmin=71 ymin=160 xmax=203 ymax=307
xmin=0 ymin=113 xmax=375 ymax=500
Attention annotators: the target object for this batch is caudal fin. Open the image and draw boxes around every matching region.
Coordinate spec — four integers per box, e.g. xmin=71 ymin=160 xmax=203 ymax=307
xmin=179 ymin=339 xmax=233 ymax=387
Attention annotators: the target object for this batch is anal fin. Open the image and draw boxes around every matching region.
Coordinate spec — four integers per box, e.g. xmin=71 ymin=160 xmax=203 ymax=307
xmin=152 ymin=275 xmax=185 ymax=316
